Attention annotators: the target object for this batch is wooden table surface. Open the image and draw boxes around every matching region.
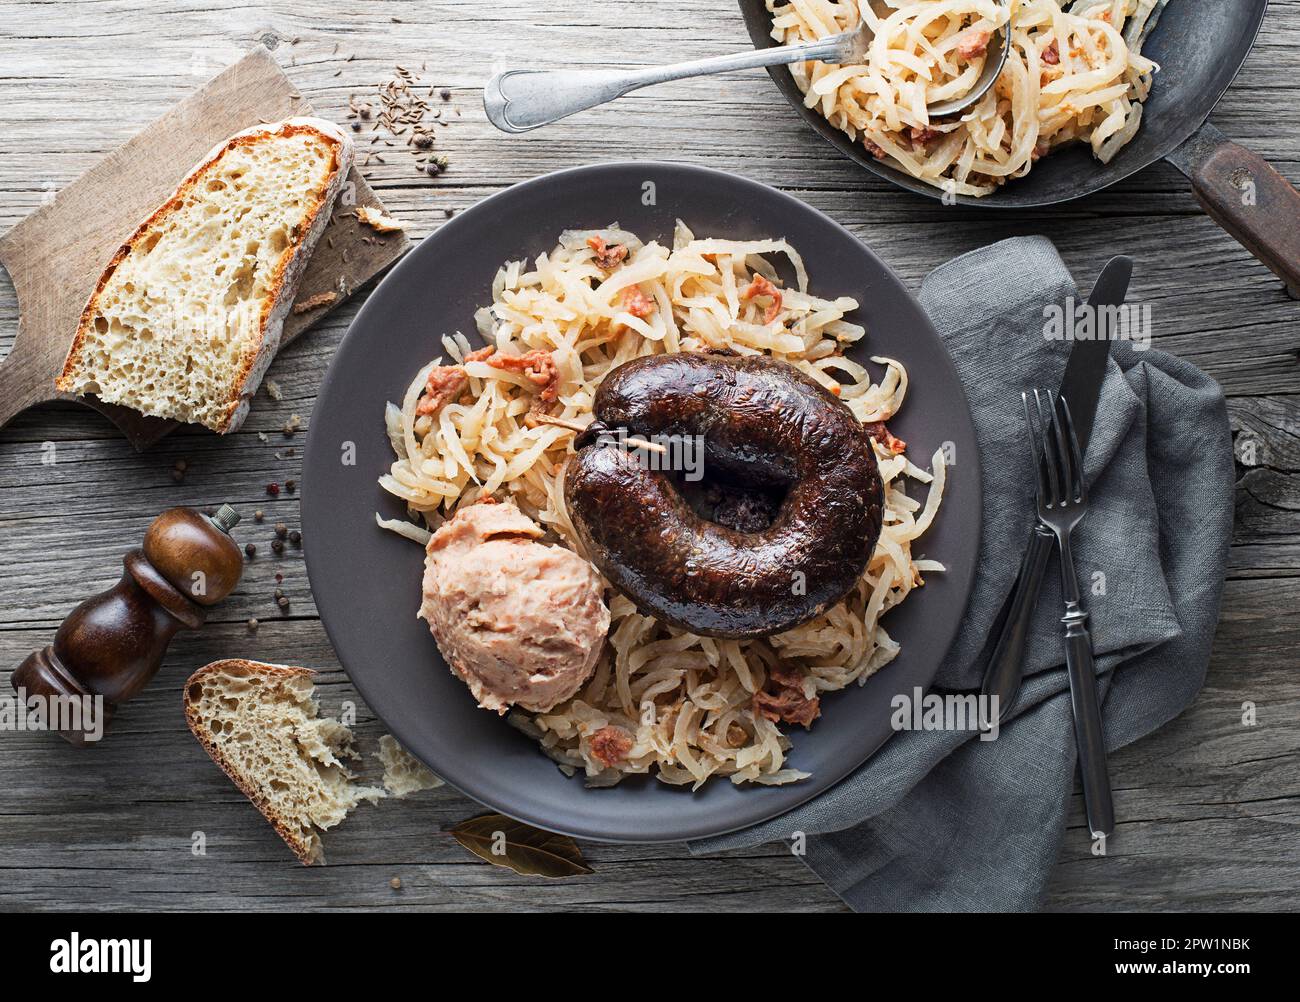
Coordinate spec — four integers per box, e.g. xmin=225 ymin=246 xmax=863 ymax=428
xmin=1 ymin=1 xmax=1297 ymax=913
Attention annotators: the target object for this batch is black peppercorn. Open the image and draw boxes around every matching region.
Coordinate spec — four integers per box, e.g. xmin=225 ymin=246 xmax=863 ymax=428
xmin=272 ymin=539 xmax=285 ymax=555
xmin=245 ymin=543 xmax=256 ymax=558
xmin=277 ymin=595 xmax=290 ymax=609
xmin=289 ymin=530 xmax=302 ymax=546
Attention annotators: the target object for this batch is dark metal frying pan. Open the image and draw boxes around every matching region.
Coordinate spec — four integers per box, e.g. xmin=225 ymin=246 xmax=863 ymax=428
xmin=739 ymin=0 xmax=1300 ymax=293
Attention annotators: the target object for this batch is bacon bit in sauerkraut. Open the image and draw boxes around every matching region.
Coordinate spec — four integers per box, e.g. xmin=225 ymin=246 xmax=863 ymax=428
xmin=416 ymin=365 xmax=468 ymax=416
xmin=487 ymin=349 xmax=560 ymax=402
xmin=955 ymin=28 xmax=991 ymax=59
xmin=587 ymin=234 xmax=628 ymax=271
xmin=864 ymin=421 xmax=907 ymax=456
xmin=622 ymin=285 xmax=656 ymax=319
xmin=589 ymin=726 xmax=634 ymax=767
xmin=742 ymin=273 xmax=784 ymax=325
xmin=753 ymin=664 xmax=820 ymax=728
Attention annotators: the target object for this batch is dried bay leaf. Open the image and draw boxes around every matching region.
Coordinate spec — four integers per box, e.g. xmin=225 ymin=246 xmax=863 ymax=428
xmin=450 ymin=813 xmax=594 ymax=878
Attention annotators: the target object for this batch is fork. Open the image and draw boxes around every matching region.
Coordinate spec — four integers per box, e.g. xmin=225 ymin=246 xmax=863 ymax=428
xmin=1023 ymin=388 xmax=1115 ymax=839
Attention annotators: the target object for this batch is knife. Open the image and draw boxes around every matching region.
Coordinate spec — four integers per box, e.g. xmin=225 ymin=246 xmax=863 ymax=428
xmin=979 ymin=256 xmax=1133 ymax=726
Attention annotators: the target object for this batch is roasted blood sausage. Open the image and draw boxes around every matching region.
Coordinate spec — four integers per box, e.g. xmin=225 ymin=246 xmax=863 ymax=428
xmin=565 ymin=353 xmax=884 ymax=638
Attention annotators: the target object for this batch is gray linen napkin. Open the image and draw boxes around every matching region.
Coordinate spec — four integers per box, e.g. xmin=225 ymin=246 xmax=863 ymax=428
xmin=688 ymin=236 xmax=1235 ymax=912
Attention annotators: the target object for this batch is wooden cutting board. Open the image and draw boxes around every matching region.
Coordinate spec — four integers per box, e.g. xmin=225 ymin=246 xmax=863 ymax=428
xmin=0 ymin=47 xmax=409 ymax=449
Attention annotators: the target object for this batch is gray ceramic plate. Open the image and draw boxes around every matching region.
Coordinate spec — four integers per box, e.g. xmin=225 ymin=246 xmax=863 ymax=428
xmin=301 ymin=162 xmax=981 ymax=843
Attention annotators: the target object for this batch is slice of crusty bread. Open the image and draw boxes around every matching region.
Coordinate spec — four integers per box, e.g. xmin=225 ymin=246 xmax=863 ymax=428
xmin=57 ymin=117 xmax=352 ymax=433
xmin=184 ymin=659 xmax=382 ymax=866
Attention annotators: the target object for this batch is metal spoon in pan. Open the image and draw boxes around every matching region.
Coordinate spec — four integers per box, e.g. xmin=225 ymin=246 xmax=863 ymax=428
xmin=484 ymin=2 xmax=1012 ymax=135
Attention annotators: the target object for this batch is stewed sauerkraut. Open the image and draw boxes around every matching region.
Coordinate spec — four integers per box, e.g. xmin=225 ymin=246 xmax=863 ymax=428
xmin=378 ymin=223 xmax=945 ymax=787
xmin=770 ymin=0 xmax=1166 ymax=196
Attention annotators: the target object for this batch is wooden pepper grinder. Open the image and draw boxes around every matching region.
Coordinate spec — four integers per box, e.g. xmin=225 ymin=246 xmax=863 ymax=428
xmin=13 ymin=505 xmax=243 ymax=745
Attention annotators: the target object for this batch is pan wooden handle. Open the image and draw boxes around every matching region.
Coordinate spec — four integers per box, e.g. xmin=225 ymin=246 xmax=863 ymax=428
xmin=1169 ymin=121 xmax=1300 ymax=299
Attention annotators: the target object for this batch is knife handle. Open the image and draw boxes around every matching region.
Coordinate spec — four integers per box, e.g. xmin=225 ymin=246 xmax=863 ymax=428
xmin=979 ymin=522 xmax=1054 ymax=726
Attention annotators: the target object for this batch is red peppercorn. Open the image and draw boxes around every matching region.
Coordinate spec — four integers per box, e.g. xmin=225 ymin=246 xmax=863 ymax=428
xmin=266 ymin=483 xmax=281 ymax=496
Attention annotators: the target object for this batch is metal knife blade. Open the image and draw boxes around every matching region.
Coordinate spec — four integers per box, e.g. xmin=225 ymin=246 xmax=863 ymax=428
xmin=1059 ymin=255 xmax=1132 ymax=456
xmin=978 ymin=256 xmax=1132 ymax=726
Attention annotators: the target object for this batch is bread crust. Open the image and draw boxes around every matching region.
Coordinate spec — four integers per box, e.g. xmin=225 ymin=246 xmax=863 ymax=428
xmin=56 ymin=117 xmax=354 ymax=434
xmin=183 ymin=658 xmax=323 ymax=865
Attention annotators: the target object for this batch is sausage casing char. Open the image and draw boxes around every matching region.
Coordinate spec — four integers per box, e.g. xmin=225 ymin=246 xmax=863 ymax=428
xmin=565 ymin=352 xmax=884 ymax=638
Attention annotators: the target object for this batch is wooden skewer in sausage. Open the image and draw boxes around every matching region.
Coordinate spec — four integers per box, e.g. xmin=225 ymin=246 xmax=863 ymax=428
xmin=530 ymin=412 xmax=668 ymax=455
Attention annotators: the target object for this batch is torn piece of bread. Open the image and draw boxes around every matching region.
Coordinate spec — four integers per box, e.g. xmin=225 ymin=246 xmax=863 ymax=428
xmin=184 ymin=659 xmax=382 ymax=865
xmin=355 ymin=205 xmax=406 ymax=233
xmin=377 ymin=734 xmax=443 ymax=797
xmin=57 ymin=118 xmax=352 ymax=433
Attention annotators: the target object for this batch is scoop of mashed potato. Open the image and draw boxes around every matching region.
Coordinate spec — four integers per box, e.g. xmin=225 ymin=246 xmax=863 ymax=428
xmin=419 ymin=499 xmax=610 ymax=714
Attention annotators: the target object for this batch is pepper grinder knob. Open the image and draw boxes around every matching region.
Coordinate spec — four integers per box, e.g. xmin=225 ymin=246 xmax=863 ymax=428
xmin=12 ymin=505 xmax=244 ymax=745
